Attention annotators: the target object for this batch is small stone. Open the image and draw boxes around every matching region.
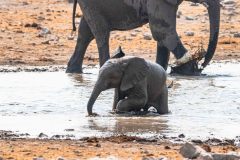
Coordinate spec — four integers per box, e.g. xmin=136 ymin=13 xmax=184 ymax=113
xmin=212 ymin=153 xmax=240 ymax=160
xmin=130 ymin=32 xmax=137 ymax=37
xmin=185 ymin=31 xmax=195 ymax=36
xmin=180 ymin=142 xmax=206 ymax=159
xmin=197 ymin=153 xmax=213 ymax=160
xmin=38 ymin=28 xmax=51 ymax=37
xmin=143 ymin=33 xmax=152 ymax=40
xmin=64 ymin=129 xmax=75 ymax=132
xmin=56 ymin=157 xmax=65 ymax=160
xmin=164 ymin=146 xmax=171 ymax=149
xmin=67 ymin=35 xmax=75 ymax=40
xmin=223 ymin=0 xmax=235 ymax=5
xmin=33 ymin=157 xmax=45 ymax=160
xmin=41 ymin=40 xmax=50 ymax=44
xmin=95 ymin=143 xmax=101 ymax=147
xmin=178 ymin=134 xmax=185 ymax=138
xmin=190 ymin=3 xmax=199 ymax=6
xmin=38 ymin=133 xmax=48 ymax=138
xmin=177 ymin=11 xmax=182 ymax=18
xmin=185 ymin=16 xmax=194 ymax=21
xmin=233 ymin=33 xmax=240 ymax=38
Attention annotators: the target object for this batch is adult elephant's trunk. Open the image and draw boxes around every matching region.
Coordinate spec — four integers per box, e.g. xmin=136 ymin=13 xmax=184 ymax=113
xmin=202 ymin=0 xmax=220 ymax=68
xmin=87 ymin=83 xmax=103 ymax=115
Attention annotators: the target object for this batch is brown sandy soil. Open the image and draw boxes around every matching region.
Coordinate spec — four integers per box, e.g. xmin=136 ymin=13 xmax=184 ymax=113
xmin=0 ymin=0 xmax=240 ymax=66
xmin=0 ymin=137 xmax=240 ymax=160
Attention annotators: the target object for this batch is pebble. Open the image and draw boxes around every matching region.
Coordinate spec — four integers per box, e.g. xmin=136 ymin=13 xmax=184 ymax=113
xmin=190 ymin=3 xmax=199 ymax=6
xmin=33 ymin=158 xmax=45 ymax=160
xmin=38 ymin=133 xmax=48 ymax=138
xmin=143 ymin=33 xmax=152 ymax=40
xmin=180 ymin=142 xmax=206 ymax=159
xmin=212 ymin=153 xmax=240 ymax=160
xmin=41 ymin=40 xmax=50 ymax=44
xmin=185 ymin=16 xmax=194 ymax=21
xmin=56 ymin=157 xmax=65 ymax=160
xmin=142 ymin=157 xmax=168 ymax=160
xmin=223 ymin=0 xmax=235 ymax=5
xmin=38 ymin=28 xmax=51 ymax=37
xmin=233 ymin=33 xmax=240 ymax=38
xmin=185 ymin=31 xmax=195 ymax=36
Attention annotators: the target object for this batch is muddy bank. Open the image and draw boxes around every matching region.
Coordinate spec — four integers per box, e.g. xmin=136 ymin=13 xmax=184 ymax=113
xmin=0 ymin=135 xmax=240 ymax=160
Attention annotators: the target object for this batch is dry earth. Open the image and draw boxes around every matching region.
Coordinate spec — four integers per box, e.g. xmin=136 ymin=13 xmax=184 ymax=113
xmin=0 ymin=0 xmax=239 ymax=66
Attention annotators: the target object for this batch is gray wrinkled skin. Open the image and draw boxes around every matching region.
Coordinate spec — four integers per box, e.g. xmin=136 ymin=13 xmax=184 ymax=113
xmin=87 ymin=56 xmax=168 ymax=115
xmin=66 ymin=0 xmax=220 ymax=75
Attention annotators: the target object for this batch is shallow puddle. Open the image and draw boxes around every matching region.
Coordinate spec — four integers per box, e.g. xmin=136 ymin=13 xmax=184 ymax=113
xmin=0 ymin=62 xmax=240 ymax=140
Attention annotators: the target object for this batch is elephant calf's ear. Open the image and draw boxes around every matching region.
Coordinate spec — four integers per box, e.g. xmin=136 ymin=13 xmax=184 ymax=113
xmin=120 ymin=57 xmax=150 ymax=91
xmin=111 ymin=46 xmax=125 ymax=59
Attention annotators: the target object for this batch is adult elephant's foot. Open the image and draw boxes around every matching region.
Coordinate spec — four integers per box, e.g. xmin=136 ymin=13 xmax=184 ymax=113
xmin=170 ymin=59 xmax=203 ymax=76
xmin=66 ymin=65 xmax=83 ymax=73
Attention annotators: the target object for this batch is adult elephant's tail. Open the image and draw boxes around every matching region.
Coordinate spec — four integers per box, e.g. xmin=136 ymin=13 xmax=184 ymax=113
xmin=72 ymin=0 xmax=78 ymax=32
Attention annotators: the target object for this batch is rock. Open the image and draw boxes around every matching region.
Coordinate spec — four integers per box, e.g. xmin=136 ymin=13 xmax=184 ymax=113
xmin=38 ymin=28 xmax=51 ymax=37
xmin=233 ymin=33 xmax=240 ymax=38
xmin=41 ymin=40 xmax=50 ymax=44
xmin=56 ymin=157 xmax=65 ymax=160
xmin=223 ymin=0 xmax=235 ymax=5
xmin=0 ymin=157 xmax=3 ymax=160
xmin=190 ymin=3 xmax=199 ymax=6
xmin=177 ymin=11 xmax=182 ymax=18
xmin=178 ymin=134 xmax=185 ymax=138
xmin=197 ymin=153 xmax=213 ymax=160
xmin=185 ymin=31 xmax=195 ymax=36
xmin=64 ymin=129 xmax=75 ymax=132
xmin=142 ymin=157 xmax=168 ymax=160
xmin=33 ymin=158 xmax=45 ymax=160
xmin=130 ymin=32 xmax=137 ymax=37
xmin=38 ymin=133 xmax=48 ymax=138
xmin=185 ymin=16 xmax=194 ymax=21
xmin=143 ymin=33 xmax=152 ymax=40
xmin=212 ymin=153 xmax=240 ymax=160
xmin=180 ymin=142 xmax=206 ymax=159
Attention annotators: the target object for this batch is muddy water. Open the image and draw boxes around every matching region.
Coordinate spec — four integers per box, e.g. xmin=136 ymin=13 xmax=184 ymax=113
xmin=0 ymin=62 xmax=240 ymax=140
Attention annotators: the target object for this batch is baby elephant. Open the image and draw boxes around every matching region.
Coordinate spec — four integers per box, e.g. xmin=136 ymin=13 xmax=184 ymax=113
xmin=87 ymin=56 xmax=168 ymax=115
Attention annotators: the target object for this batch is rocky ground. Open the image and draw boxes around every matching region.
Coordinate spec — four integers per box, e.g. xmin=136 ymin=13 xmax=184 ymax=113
xmin=0 ymin=135 xmax=240 ymax=160
xmin=0 ymin=0 xmax=240 ymax=66
xmin=1 ymin=0 xmax=240 ymax=159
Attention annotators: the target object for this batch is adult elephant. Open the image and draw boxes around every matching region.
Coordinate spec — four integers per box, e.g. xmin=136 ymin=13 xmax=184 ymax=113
xmin=66 ymin=0 xmax=220 ymax=75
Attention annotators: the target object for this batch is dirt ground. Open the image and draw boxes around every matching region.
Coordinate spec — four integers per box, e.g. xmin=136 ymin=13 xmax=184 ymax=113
xmin=0 ymin=136 xmax=240 ymax=160
xmin=1 ymin=0 xmax=240 ymax=159
xmin=0 ymin=0 xmax=240 ymax=66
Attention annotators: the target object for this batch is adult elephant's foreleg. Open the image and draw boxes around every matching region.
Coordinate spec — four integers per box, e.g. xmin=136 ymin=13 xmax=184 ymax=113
xmin=66 ymin=18 xmax=94 ymax=73
xmin=156 ymin=43 xmax=170 ymax=70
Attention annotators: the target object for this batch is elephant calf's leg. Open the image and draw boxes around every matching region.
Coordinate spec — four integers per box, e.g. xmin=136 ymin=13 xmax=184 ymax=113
xmin=66 ymin=18 xmax=94 ymax=73
xmin=155 ymin=86 xmax=168 ymax=114
xmin=116 ymin=97 xmax=147 ymax=113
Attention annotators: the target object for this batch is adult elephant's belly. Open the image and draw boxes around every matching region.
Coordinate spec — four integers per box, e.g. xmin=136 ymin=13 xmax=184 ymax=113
xmin=98 ymin=0 xmax=149 ymax=30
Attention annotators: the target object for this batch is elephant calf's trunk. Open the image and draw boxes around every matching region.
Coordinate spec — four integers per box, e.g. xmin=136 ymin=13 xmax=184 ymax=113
xmin=87 ymin=86 xmax=102 ymax=115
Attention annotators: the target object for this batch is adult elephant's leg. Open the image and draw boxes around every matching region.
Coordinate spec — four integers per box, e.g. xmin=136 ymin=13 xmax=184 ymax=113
xmin=95 ymin=32 xmax=110 ymax=67
xmin=156 ymin=42 xmax=170 ymax=70
xmin=66 ymin=17 xmax=94 ymax=73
